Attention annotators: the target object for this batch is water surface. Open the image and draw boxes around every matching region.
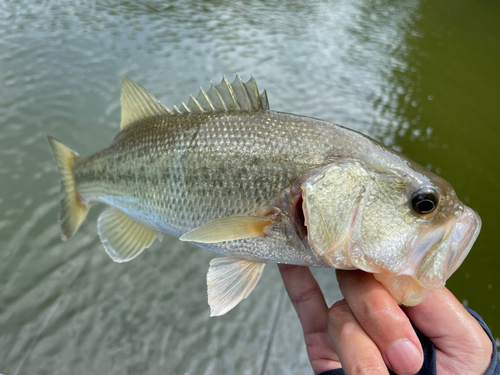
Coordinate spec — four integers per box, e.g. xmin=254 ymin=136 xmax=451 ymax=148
xmin=0 ymin=0 xmax=498 ymax=373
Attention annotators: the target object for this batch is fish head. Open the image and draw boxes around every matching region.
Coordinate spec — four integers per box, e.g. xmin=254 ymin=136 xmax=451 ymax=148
xmin=299 ymin=158 xmax=481 ymax=305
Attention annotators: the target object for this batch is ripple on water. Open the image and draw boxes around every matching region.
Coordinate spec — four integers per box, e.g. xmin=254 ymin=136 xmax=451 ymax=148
xmin=0 ymin=0 xmax=425 ymax=373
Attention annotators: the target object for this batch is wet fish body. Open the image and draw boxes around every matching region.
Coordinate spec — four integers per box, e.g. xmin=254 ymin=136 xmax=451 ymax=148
xmin=74 ymin=110 xmax=384 ymax=266
xmin=48 ymin=76 xmax=481 ymax=316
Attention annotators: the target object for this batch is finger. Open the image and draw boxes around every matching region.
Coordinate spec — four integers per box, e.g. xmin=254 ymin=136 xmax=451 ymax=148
xmin=403 ymin=288 xmax=492 ymax=374
xmin=278 ymin=264 xmax=340 ymax=374
xmin=336 ymin=270 xmax=423 ymax=375
xmin=328 ymin=299 xmax=389 ymax=375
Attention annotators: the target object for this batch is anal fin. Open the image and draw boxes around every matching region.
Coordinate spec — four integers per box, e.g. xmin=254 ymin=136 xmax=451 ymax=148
xmin=98 ymin=207 xmax=162 ymax=263
xmin=207 ymin=257 xmax=266 ymax=316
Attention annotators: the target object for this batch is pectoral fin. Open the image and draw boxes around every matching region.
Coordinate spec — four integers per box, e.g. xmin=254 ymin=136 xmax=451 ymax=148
xmin=207 ymin=257 xmax=266 ymax=316
xmin=179 ymin=216 xmax=275 ymax=243
xmin=98 ymin=207 xmax=163 ymax=263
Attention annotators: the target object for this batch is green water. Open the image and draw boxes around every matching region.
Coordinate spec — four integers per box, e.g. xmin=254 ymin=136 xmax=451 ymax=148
xmin=389 ymin=0 xmax=500 ymax=338
xmin=0 ymin=0 xmax=498 ymax=373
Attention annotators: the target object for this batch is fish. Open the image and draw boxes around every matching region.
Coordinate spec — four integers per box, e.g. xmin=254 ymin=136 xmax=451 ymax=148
xmin=47 ymin=75 xmax=481 ymax=316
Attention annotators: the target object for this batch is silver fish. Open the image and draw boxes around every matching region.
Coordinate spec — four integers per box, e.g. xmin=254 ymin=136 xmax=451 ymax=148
xmin=47 ymin=76 xmax=481 ymax=316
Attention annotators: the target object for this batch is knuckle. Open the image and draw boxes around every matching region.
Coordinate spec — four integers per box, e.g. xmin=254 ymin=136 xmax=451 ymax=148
xmin=366 ymin=304 xmax=392 ymax=321
xmin=346 ymin=346 xmax=386 ymax=375
xmin=328 ymin=300 xmax=359 ymax=336
xmin=362 ymin=303 xmax=411 ymax=341
xmin=289 ymin=285 xmax=321 ymax=305
xmin=328 ymin=299 xmax=352 ymax=322
xmin=365 ymin=302 xmax=403 ymax=325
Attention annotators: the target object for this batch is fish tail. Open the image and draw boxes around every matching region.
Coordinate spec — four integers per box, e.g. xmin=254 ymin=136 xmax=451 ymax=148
xmin=47 ymin=136 xmax=90 ymax=241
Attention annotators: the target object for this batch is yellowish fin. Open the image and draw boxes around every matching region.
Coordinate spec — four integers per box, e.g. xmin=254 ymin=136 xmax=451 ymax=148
xmin=121 ymin=75 xmax=270 ymax=120
xmin=120 ymin=77 xmax=172 ymax=130
xmin=47 ymin=136 xmax=90 ymax=241
xmin=207 ymin=257 xmax=266 ymax=316
xmin=182 ymin=75 xmax=269 ymax=113
xmin=179 ymin=216 xmax=275 ymax=243
xmin=97 ymin=207 xmax=163 ymax=263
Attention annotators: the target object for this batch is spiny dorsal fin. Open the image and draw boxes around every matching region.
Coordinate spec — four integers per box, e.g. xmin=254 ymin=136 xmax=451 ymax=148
xmin=120 ymin=77 xmax=173 ymax=129
xmin=120 ymin=75 xmax=270 ymax=127
xmin=181 ymin=75 xmax=270 ymax=114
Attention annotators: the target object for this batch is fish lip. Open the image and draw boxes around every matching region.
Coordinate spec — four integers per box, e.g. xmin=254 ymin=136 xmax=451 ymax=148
xmin=375 ymin=206 xmax=481 ymax=305
xmin=445 ymin=206 xmax=482 ymax=276
xmin=412 ymin=205 xmax=481 ymax=290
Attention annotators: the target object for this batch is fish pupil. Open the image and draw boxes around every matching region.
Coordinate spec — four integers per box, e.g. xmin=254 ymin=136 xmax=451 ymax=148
xmin=416 ymin=199 xmax=435 ymax=213
xmin=412 ymin=190 xmax=438 ymax=215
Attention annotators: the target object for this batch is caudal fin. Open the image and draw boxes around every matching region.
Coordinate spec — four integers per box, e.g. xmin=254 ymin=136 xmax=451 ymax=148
xmin=47 ymin=136 xmax=90 ymax=240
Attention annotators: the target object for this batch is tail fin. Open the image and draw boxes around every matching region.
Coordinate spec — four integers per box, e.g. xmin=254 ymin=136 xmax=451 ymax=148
xmin=47 ymin=136 xmax=90 ymax=241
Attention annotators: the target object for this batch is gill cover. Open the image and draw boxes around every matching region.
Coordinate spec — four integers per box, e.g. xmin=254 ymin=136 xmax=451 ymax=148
xmin=301 ymin=160 xmax=371 ymax=269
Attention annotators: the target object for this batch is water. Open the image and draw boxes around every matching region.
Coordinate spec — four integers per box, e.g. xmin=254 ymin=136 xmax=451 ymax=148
xmin=0 ymin=0 xmax=498 ymax=373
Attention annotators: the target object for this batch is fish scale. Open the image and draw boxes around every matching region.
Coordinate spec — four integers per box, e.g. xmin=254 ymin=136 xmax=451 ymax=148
xmin=47 ymin=75 xmax=480 ymax=316
xmin=76 ymin=112 xmax=339 ymax=236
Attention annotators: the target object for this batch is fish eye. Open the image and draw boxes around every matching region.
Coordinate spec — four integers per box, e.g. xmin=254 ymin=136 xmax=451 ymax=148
xmin=411 ymin=189 xmax=439 ymax=215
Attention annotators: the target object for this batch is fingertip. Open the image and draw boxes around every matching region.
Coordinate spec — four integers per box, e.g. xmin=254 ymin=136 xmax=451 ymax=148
xmin=385 ymin=339 xmax=423 ymax=375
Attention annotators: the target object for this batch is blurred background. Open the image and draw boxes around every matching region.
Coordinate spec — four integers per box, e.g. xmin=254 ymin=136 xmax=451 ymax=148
xmin=0 ymin=0 xmax=499 ymax=373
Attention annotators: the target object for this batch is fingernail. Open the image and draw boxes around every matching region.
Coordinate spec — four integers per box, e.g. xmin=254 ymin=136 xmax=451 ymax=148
xmin=386 ymin=339 xmax=422 ymax=374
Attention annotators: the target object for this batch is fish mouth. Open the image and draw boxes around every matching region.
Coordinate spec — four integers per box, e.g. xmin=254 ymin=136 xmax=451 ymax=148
xmin=415 ymin=206 xmax=481 ymax=290
xmin=375 ymin=206 xmax=481 ymax=306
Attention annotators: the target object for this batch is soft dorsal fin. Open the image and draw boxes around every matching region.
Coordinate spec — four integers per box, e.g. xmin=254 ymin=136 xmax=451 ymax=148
xmin=120 ymin=77 xmax=173 ymax=129
xmin=182 ymin=75 xmax=269 ymax=114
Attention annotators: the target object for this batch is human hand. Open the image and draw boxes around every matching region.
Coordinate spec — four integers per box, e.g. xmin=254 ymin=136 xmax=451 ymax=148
xmin=278 ymin=265 xmax=493 ymax=375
